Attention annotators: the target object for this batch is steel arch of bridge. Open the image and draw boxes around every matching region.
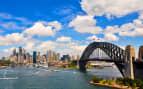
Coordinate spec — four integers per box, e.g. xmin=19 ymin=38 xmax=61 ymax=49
xmin=79 ymin=42 xmax=127 ymax=75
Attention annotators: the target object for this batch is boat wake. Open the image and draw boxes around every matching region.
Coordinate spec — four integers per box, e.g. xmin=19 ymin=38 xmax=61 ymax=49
xmin=0 ymin=77 xmax=18 ymax=80
xmin=0 ymin=70 xmax=18 ymax=80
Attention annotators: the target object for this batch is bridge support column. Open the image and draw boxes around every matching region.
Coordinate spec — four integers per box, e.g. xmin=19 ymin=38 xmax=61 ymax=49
xmin=79 ymin=61 xmax=86 ymax=71
xmin=125 ymin=56 xmax=134 ymax=79
xmin=129 ymin=56 xmax=134 ymax=79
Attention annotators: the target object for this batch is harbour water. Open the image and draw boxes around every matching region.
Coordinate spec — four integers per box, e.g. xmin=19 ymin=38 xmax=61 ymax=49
xmin=0 ymin=65 xmax=122 ymax=89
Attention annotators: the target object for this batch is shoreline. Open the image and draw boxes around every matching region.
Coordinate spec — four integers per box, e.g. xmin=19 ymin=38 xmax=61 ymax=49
xmin=0 ymin=66 xmax=8 ymax=69
xmin=90 ymin=81 xmax=132 ymax=89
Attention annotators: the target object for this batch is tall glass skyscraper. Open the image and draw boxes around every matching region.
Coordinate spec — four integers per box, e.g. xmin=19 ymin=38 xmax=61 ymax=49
xmin=33 ymin=51 xmax=37 ymax=64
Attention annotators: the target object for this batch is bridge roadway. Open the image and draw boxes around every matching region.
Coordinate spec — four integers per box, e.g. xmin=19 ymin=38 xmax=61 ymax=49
xmin=80 ymin=58 xmax=124 ymax=63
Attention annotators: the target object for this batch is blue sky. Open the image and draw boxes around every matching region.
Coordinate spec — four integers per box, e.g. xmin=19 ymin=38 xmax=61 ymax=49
xmin=0 ymin=0 xmax=143 ymax=57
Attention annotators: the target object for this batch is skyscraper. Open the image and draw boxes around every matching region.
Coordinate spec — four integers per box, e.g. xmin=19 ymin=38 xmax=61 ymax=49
xmin=13 ymin=48 xmax=16 ymax=56
xmin=19 ymin=46 xmax=22 ymax=55
xmin=56 ymin=53 xmax=60 ymax=62
xmin=37 ymin=52 xmax=40 ymax=63
xmin=48 ymin=50 xmax=52 ymax=63
xmin=53 ymin=51 xmax=56 ymax=62
xmin=46 ymin=51 xmax=49 ymax=63
xmin=33 ymin=51 xmax=37 ymax=64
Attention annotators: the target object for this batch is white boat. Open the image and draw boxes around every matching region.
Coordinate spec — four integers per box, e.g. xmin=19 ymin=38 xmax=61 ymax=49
xmin=53 ymin=70 xmax=60 ymax=72
xmin=38 ymin=63 xmax=48 ymax=69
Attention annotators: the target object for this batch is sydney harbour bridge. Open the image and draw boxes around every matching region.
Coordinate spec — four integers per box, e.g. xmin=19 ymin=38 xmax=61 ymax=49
xmin=79 ymin=42 xmax=143 ymax=80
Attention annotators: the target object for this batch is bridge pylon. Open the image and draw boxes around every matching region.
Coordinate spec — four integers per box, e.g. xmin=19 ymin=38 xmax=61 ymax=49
xmin=124 ymin=55 xmax=134 ymax=79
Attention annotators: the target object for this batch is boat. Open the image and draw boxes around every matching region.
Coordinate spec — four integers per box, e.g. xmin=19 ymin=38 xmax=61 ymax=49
xmin=53 ymin=70 xmax=60 ymax=72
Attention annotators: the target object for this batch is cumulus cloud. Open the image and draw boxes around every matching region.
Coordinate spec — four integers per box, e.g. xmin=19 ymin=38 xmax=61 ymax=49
xmin=24 ymin=21 xmax=62 ymax=37
xmin=24 ymin=22 xmax=55 ymax=37
xmin=56 ymin=36 xmax=71 ymax=42
xmin=48 ymin=21 xmax=62 ymax=31
xmin=69 ymin=15 xmax=102 ymax=34
xmin=104 ymin=33 xmax=119 ymax=41
xmin=100 ymin=12 xmax=143 ymax=40
xmin=81 ymin=0 xmax=143 ymax=18
xmin=25 ymin=42 xmax=35 ymax=51
xmin=0 ymin=33 xmax=38 ymax=46
xmin=86 ymin=35 xmax=104 ymax=42
xmin=0 ymin=47 xmax=15 ymax=57
xmin=118 ymin=14 xmax=143 ymax=37
xmin=0 ymin=22 xmax=26 ymax=30
xmin=57 ymin=42 xmax=86 ymax=56
xmin=67 ymin=0 xmax=143 ymax=42
xmin=103 ymin=26 xmax=119 ymax=41
xmin=36 ymin=40 xmax=87 ymax=56
xmin=3 ymin=47 xmax=14 ymax=53
xmin=37 ymin=41 xmax=57 ymax=52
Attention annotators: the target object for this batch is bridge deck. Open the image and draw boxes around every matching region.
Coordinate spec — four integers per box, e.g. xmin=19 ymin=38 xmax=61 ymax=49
xmin=80 ymin=58 xmax=124 ymax=62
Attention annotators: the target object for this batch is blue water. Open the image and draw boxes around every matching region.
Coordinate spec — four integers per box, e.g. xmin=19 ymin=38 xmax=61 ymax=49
xmin=0 ymin=65 xmax=122 ymax=89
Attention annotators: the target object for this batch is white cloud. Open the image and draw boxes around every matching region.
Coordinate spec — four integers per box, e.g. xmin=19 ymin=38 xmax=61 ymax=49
xmin=81 ymin=0 xmax=143 ymax=18
xmin=36 ymin=40 xmax=87 ymax=56
xmin=0 ymin=13 xmax=12 ymax=19
xmin=0 ymin=33 xmax=38 ymax=46
xmin=0 ymin=13 xmax=33 ymax=30
xmin=57 ymin=42 xmax=86 ymax=56
xmin=15 ymin=17 xmax=33 ymax=25
xmin=118 ymin=13 xmax=143 ymax=37
xmin=71 ymin=45 xmax=86 ymax=53
xmin=102 ymin=13 xmax=143 ymax=40
xmin=87 ymin=35 xmax=97 ymax=40
xmin=86 ymin=35 xmax=104 ymax=42
xmin=0 ymin=22 xmax=26 ymax=30
xmin=104 ymin=26 xmax=119 ymax=34
xmin=68 ymin=0 xmax=143 ymax=42
xmin=25 ymin=42 xmax=35 ymax=51
xmin=69 ymin=15 xmax=102 ymax=34
xmin=24 ymin=21 xmax=62 ymax=37
xmin=0 ymin=47 xmax=15 ymax=57
xmin=37 ymin=41 xmax=57 ymax=52
xmin=103 ymin=26 xmax=119 ymax=41
xmin=56 ymin=36 xmax=71 ymax=42
xmin=119 ymin=46 xmax=125 ymax=50
xmin=3 ymin=47 xmax=14 ymax=53
xmin=48 ymin=21 xmax=62 ymax=31
xmin=104 ymin=33 xmax=119 ymax=42
xmin=119 ymin=28 xmax=143 ymax=37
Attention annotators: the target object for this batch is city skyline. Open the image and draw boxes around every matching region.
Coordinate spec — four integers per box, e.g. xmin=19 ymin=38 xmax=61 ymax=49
xmin=3 ymin=46 xmax=80 ymax=64
xmin=0 ymin=0 xmax=143 ymax=58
